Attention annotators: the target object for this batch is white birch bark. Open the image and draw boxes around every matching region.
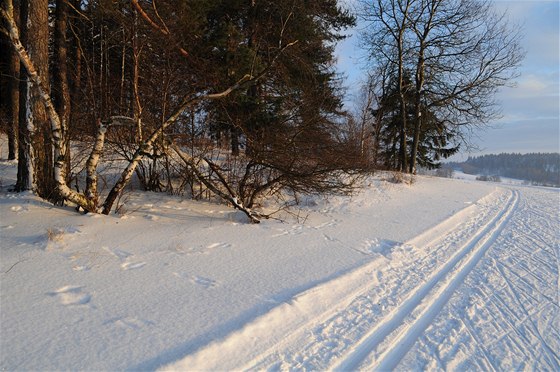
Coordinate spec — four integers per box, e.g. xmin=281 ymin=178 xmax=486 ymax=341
xmin=1 ymin=2 xmax=96 ymax=211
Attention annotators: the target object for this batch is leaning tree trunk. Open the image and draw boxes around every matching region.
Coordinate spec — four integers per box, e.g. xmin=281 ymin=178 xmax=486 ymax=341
xmin=1 ymin=0 xmax=98 ymax=212
xmin=5 ymin=0 xmax=19 ymax=161
xmin=8 ymin=44 xmax=19 ymax=161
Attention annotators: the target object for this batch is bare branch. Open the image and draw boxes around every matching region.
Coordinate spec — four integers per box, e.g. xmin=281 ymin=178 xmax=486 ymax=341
xmin=130 ymin=0 xmax=190 ymax=58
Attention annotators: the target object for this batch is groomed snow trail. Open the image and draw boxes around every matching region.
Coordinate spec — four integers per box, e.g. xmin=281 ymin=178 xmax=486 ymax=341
xmin=163 ymin=186 xmax=559 ymax=371
xmin=335 ymin=190 xmax=519 ymax=371
xmin=397 ymin=186 xmax=560 ymax=371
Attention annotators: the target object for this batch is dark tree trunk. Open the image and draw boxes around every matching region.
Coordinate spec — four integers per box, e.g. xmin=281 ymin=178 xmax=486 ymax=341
xmin=53 ymin=0 xmax=71 ymax=181
xmin=15 ymin=0 xmax=31 ymax=191
xmin=231 ymin=122 xmax=240 ymax=156
xmin=1 ymin=1 xmax=19 ymax=161
xmin=8 ymin=34 xmax=19 ymax=161
xmin=28 ymin=0 xmax=56 ymax=201
xmin=398 ymin=91 xmax=408 ymax=172
xmin=396 ymin=1 xmax=410 ymax=173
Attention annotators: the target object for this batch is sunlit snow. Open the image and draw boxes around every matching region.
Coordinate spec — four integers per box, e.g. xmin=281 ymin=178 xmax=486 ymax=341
xmin=1 ymin=150 xmax=558 ymax=370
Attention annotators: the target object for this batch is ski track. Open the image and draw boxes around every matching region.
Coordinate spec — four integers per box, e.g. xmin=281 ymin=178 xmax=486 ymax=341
xmin=347 ymin=190 xmax=520 ymax=371
xmin=162 ymin=186 xmax=560 ymax=371
xmin=396 ymin=186 xmax=560 ymax=371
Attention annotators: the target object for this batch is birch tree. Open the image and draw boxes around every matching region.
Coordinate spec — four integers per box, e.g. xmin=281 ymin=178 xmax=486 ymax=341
xmin=0 ymin=4 xmax=18 ymax=161
xmin=1 ymin=0 xmax=358 ymax=223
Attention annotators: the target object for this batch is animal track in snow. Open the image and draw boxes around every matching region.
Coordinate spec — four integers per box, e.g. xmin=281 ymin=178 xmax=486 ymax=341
xmin=166 ymin=242 xmax=231 ymax=256
xmin=314 ymin=219 xmax=340 ymax=229
xmin=272 ymin=220 xmax=339 ymax=239
xmin=102 ymin=247 xmax=145 ymax=270
xmin=206 ymin=242 xmax=232 ymax=250
xmin=191 ymin=275 xmax=219 ymax=289
xmin=323 ymin=234 xmax=339 ymax=242
xmin=103 ymin=247 xmax=132 ymax=261
xmin=360 ymin=239 xmax=401 ymax=256
xmin=173 ymin=272 xmax=219 ymax=289
xmin=105 ymin=316 xmax=154 ymax=330
xmin=121 ymin=261 xmax=146 ymax=270
xmin=271 ymin=225 xmax=305 ymax=237
xmin=49 ymin=285 xmax=91 ymax=306
xmin=72 ymin=265 xmax=89 ymax=272
xmin=68 ymin=250 xmax=112 ymax=271
xmin=10 ymin=205 xmax=28 ymax=213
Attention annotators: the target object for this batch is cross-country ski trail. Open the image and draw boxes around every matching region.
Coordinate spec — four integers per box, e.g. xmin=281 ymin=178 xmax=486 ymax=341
xmin=162 ymin=186 xmax=559 ymax=371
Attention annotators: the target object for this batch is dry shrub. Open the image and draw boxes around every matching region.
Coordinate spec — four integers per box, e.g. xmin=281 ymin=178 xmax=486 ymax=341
xmin=46 ymin=227 xmax=65 ymax=242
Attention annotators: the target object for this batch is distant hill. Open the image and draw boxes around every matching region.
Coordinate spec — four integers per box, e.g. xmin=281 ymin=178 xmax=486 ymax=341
xmin=447 ymin=153 xmax=560 ymax=187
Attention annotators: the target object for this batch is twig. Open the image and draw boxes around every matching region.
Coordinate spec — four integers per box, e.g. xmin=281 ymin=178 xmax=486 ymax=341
xmin=4 ymin=258 xmax=29 ymax=274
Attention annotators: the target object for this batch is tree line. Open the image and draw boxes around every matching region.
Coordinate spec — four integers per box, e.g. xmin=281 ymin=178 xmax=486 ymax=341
xmin=451 ymin=153 xmax=560 ymax=187
xmin=0 ymin=0 xmax=523 ymax=222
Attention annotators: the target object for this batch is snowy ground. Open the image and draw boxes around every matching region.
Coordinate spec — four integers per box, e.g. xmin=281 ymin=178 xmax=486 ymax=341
xmin=1 ymin=157 xmax=558 ymax=370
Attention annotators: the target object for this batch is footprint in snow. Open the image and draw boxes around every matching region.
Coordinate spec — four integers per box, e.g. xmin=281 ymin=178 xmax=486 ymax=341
xmin=360 ymin=239 xmax=401 ymax=256
xmin=191 ymin=275 xmax=219 ymax=289
xmin=314 ymin=219 xmax=340 ymax=229
xmin=63 ymin=226 xmax=82 ymax=234
xmin=103 ymin=247 xmax=132 ymax=261
xmin=121 ymin=261 xmax=146 ymax=270
xmin=323 ymin=234 xmax=340 ymax=243
xmin=102 ymin=247 xmax=145 ymax=270
xmin=72 ymin=265 xmax=90 ymax=272
xmin=105 ymin=316 xmax=154 ymax=330
xmin=161 ymin=205 xmax=184 ymax=211
xmin=272 ymin=225 xmax=305 ymax=237
xmin=206 ymin=242 xmax=231 ymax=250
xmin=48 ymin=285 xmax=91 ymax=306
xmin=173 ymin=272 xmax=219 ymax=289
xmin=10 ymin=205 xmax=28 ymax=212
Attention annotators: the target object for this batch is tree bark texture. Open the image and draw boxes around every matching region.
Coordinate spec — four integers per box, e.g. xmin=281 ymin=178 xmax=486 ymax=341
xmin=8 ymin=36 xmax=19 ymax=161
xmin=15 ymin=0 xmax=31 ymax=191
xmin=53 ymin=0 xmax=71 ymax=180
xmin=27 ymin=0 xmax=56 ymax=200
xmin=1 ymin=0 xmax=98 ymax=212
xmin=2 ymin=0 xmax=20 ymax=161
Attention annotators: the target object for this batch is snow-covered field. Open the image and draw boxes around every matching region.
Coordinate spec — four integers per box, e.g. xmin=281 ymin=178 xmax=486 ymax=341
xmin=1 ymin=157 xmax=558 ymax=370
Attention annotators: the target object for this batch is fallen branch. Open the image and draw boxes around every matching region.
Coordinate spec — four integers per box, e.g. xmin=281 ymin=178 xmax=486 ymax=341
xmin=172 ymin=144 xmax=261 ymax=223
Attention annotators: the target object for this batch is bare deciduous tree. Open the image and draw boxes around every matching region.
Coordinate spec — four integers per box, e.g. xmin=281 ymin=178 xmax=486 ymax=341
xmin=359 ymin=0 xmax=524 ymax=172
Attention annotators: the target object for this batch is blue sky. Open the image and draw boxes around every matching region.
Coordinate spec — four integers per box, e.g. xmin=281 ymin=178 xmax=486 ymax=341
xmin=336 ymin=0 xmax=560 ymax=159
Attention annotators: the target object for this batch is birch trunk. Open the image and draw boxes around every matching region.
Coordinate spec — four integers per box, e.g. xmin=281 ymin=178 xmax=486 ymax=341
xmin=7 ymin=4 xmax=19 ymax=161
xmin=1 ymin=1 xmax=97 ymax=211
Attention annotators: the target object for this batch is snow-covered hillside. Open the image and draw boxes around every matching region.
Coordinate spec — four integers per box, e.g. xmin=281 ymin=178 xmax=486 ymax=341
xmin=1 ymin=158 xmax=558 ymax=370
